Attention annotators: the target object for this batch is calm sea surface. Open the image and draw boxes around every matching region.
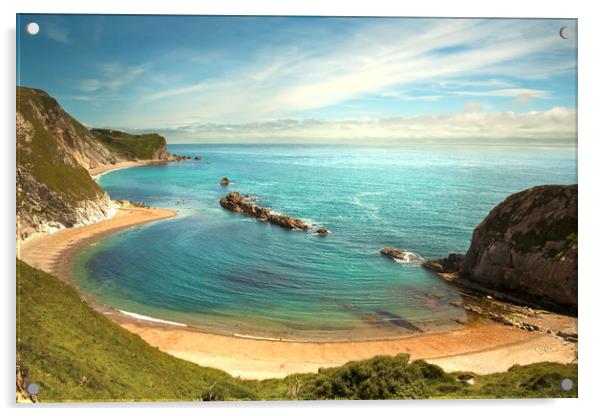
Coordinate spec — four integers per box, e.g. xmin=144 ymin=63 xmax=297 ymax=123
xmin=73 ymin=144 xmax=577 ymax=340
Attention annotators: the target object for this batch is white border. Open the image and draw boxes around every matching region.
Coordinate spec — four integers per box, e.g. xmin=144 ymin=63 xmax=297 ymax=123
xmin=2 ymin=1 xmax=600 ymax=415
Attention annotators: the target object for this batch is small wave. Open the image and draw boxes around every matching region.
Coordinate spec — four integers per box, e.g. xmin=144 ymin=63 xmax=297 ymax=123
xmin=391 ymin=251 xmax=425 ymax=266
xmin=119 ymin=310 xmax=188 ymax=327
xmin=351 ymin=197 xmax=379 ymax=212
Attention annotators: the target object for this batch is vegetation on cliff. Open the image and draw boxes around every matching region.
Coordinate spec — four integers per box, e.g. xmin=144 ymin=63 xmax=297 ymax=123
xmin=16 ymin=87 xmax=106 ymax=206
xmin=17 ymin=260 xmax=577 ymax=402
xmin=16 ymin=87 xmax=113 ymax=239
xmin=91 ymin=129 xmax=168 ymax=160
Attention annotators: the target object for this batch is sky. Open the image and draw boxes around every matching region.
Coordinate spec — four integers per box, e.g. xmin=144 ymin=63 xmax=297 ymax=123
xmin=17 ymin=15 xmax=577 ymax=144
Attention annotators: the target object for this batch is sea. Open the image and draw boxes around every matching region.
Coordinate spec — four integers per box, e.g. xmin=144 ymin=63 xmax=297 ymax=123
xmin=73 ymin=144 xmax=577 ymax=341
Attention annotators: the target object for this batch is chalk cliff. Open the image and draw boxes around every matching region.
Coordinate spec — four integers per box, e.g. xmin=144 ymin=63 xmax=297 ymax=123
xmin=16 ymin=87 xmax=169 ymax=240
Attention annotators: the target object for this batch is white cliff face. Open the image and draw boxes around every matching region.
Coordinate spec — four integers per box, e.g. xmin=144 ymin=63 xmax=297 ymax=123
xmin=16 ymin=168 xmax=116 ymax=241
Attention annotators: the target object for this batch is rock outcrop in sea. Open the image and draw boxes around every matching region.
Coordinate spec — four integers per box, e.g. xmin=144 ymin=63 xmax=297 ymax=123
xmin=220 ymin=177 xmax=230 ymax=186
xmin=220 ymin=192 xmax=312 ymax=231
xmin=424 ymin=185 xmax=577 ymax=311
xmin=380 ymin=247 xmax=424 ymax=264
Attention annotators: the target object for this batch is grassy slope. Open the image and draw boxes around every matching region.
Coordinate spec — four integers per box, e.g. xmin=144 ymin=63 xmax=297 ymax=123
xmin=90 ymin=129 xmax=166 ymax=160
xmin=16 ymin=260 xmax=257 ymax=402
xmin=16 ymin=259 xmax=577 ymax=402
xmin=16 ymin=87 xmax=104 ymax=206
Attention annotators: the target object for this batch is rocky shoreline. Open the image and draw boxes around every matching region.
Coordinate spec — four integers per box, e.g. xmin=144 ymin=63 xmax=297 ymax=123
xmin=379 ymin=184 xmax=578 ymax=341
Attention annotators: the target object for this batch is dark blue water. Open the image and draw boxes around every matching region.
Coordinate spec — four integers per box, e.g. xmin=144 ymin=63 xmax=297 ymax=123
xmin=73 ymin=144 xmax=577 ymax=340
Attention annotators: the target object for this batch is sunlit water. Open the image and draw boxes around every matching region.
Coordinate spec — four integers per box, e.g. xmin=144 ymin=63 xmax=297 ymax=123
xmin=73 ymin=144 xmax=577 ymax=341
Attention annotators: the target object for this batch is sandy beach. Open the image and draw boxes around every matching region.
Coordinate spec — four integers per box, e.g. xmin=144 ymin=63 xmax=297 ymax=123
xmin=17 ymin=202 xmax=577 ymax=379
xmin=89 ymin=160 xmax=168 ymax=179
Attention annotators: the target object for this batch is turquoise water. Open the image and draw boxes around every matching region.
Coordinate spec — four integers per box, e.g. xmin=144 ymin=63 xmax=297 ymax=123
xmin=74 ymin=144 xmax=577 ymax=341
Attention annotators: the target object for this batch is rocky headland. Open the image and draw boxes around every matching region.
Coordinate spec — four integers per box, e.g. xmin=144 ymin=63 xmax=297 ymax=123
xmin=16 ymin=87 xmax=170 ymax=241
xmin=424 ymin=185 xmax=577 ymax=313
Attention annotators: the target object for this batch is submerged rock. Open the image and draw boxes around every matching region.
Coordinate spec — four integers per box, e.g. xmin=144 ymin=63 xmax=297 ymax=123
xmin=380 ymin=247 xmax=423 ymax=264
xmin=194 ymin=156 xmax=202 ymax=160
xmin=220 ymin=177 xmax=230 ymax=186
xmin=219 ymin=192 xmax=310 ymax=231
xmin=316 ymin=227 xmax=329 ymax=236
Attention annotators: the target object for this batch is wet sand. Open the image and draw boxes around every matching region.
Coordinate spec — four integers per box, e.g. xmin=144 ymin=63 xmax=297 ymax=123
xmin=17 ymin=206 xmax=577 ymax=380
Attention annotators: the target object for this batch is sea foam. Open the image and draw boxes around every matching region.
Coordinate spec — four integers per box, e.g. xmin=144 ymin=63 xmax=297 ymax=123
xmin=119 ymin=310 xmax=188 ymax=327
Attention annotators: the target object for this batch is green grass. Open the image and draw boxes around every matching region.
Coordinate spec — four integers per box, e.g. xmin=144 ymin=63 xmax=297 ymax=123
xmin=293 ymin=355 xmax=577 ymax=400
xmin=16 ymin=259 xmax=257 ymax=402
xmin=16 ymin=259 xmax=577 ymax=402
xmin=91 ymin=129 xmax=166 ymax=160
xmin=16 ymin=87 xmax=104 ymax=206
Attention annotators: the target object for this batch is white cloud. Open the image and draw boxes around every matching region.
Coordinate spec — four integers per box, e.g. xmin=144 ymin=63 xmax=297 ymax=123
xmin=453 ymin=88 xmax=551 ymax=99
xmin=463 ymin=101 xmax=485 ymax=112
xmin=148 ymin=107 xmax=576 ymax=144
xmin=439 ymin=79 xmax=513 ymax=89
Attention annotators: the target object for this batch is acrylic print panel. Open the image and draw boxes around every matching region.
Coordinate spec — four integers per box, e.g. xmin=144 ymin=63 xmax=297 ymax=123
xmin=16 ymin=14 xmax=577 ymax=403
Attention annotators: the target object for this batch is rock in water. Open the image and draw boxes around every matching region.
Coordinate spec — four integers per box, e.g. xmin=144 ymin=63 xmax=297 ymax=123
xmin=462 ymin=185 xmax=577 ymax=311
xmin=380 ymin=247 xmax=423 ymax=264
xmin=316 ymin=227 xmax=329 ymax=236
xmin=219 ymin=192 xmax=310 ymax=231
xmin=220 ymin=177 xmax=230 ymax=186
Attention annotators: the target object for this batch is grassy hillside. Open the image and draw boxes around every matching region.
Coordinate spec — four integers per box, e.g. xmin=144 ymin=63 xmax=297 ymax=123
xmin=91 ymin=129 xmax=167 ymax=160
xmin=17 ymin=87 xmax=104 ymax=206
xmin=16 ymin=260 xmax=257 ymax=402
xmin=16 ymin=259 xmax=577 ymax=402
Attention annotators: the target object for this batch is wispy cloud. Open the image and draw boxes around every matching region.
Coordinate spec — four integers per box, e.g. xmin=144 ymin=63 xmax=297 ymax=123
xmin=453 ymin=88 xmax=551 ymax=99
xmin=43 ymin=22 xmax=70 ymax=44
xmin=133 ymin=19 xmax=574 ymax=126
xmin=78 ymin=63 xmax=150 ymax=93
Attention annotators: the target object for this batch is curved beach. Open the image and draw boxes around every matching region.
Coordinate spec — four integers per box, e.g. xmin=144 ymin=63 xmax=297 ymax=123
xmin=17 ymin=201 xmax=577 ymax=379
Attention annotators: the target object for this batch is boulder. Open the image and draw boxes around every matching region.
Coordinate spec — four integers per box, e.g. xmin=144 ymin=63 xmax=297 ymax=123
xmin=220 ymin=177 xmax=230 ymax=186
xmin=316 ymin=227 xmax=329 ymax=236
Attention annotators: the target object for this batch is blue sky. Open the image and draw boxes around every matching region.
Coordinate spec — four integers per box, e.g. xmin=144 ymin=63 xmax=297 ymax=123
xmin=17 ymin=15 xmax=577 ymax=143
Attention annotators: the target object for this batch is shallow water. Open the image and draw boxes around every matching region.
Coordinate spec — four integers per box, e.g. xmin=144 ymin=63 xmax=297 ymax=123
xmin=73 ymin=144 xmax=577 ymax=341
